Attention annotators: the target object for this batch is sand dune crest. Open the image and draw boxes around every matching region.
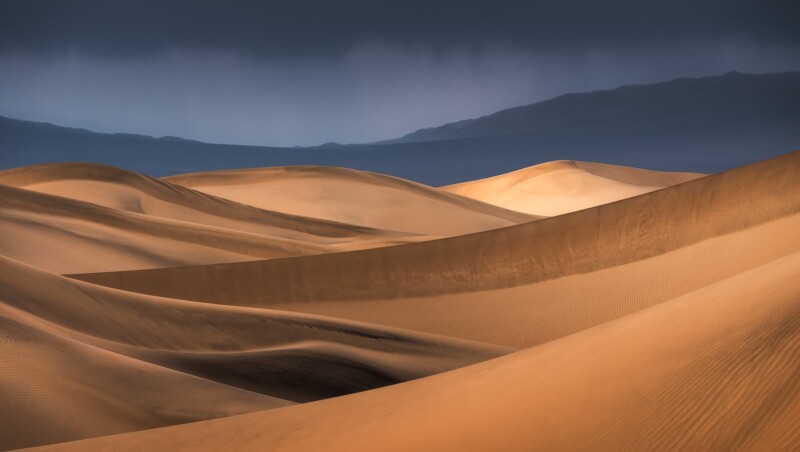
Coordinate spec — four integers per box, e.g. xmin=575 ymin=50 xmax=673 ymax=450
xmin=164 ymin=165 xmax=539 ymax=235
xmin=70 ymin=152 xmax=800 ymax=348
xmin=442 ymin=160 xmax=705 ymax=215
xmin=3 ymin=152 xmax=799 ymax=451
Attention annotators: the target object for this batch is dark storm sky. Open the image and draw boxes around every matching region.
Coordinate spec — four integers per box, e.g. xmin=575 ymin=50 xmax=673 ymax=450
xmin=1 ymin=0 xmax=799 ymax=146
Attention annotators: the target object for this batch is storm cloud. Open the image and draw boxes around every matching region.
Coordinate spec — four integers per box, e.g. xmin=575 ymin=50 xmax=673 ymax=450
xmin=1 ymin=0 xmax=798 ymax=146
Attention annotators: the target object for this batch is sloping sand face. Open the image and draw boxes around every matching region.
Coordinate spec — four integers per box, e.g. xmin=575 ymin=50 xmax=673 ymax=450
xmin=40 ymin=251 xmax=800 ymax=452
xmin=72 ymin=152 xmax=800 ymax=346
xmin=164 ymin=165 xmax=539 ymax=235
xmin=0 ymin=255 xmax=509 ymax=450
xmin=442 ymin=160 xmax=705 ymax=215
xmin=0 ymin=182 xmax=334 ymax=273
xmin=0 ymin=163 xmax=542 ymax=274
xmin=0 ymin=162 xmax=397 ymax=243
xmin=2 ymin=152 xmax=800 ymax=450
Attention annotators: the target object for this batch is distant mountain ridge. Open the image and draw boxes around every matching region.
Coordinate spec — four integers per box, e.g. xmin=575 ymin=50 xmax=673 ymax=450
xmin=1 ymin=71 xmax=799 ymax=185
xmin=0 ymin=117 xmax=203 ymax=144
xmin=389 ymin=71 xmax=800 ymax=143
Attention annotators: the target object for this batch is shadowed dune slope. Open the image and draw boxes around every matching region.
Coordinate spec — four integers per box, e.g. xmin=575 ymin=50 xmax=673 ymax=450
xmin=5 ymin=152 xmax=800 ymax=451
xmin=0 ymin=183 xmax=333 ymax=273
xmin=0 ymin=255 xmax=509 ymax=449
xmin=0 ymin=162 xmax=403 ymax=244
xmin=0 ymin=305 xmax=291 ymax=452
xmin=0 ymin=163 xmax=538 ymax=274
xmin=41 ymin=250 xmax=800 ymax=451
xmin=73 ymin=152 xmax=800 ymax=348
xmin=441 ymin=160 xmax=705 ymax=215
xmin=164 ymin=166 xmax=539 ymax=236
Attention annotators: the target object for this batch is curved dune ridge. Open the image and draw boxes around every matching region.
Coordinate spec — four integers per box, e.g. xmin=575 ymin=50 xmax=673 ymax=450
xmin=0 ymin=163 xmax=540 ymax=273
xmin=0 ymin=162 xmax=409 ymax=249
xmin=40 ymin=249 xmax=800 ymax=452
xmin=0 ymin=182 xmax=339 ymax=274
xmin=0 ymin=255 xmax=508 ymax=450
xmin=442 ymin=160 xmax=706 ymax=215
xmin=163 ymin=165 xmax=539 ymax=235
xmin=0 ymin=162 xmax=392 ymax=241
xmin=1 ymin=152 xmax=799 ymax=450
xmin=73 ymin=151 xmax=800 ymax=348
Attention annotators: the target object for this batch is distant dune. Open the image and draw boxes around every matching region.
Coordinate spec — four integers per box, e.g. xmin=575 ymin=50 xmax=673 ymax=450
xmin=442 ymin=160 xmax=705 ymax=215
xmin=0 ymin=163 xmax=535 ymax=273
xmin=164 ymin=165 xmax=537 ymax=236
xmin=1 ymin=152 xmax=799 ymax=450
xmin=0 ymin=162 xmax=394 ymax=240
xmin=71 ymin=151 xmax=800 ymax=347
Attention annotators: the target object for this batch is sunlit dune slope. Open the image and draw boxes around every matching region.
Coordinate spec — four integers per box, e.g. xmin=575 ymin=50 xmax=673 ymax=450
xmin=164 ymin=166 xmax=538 ymax=235
xmin=0 ymin=162 xmax=402 ymax=244
xmin=42 ymin=249 xmax=800 ymax=451
xmin=0 ymin=163 xmax=463 ymax=273
xmin=0 ymin=183 xmax=332 ymax=273
xmin=74 ymin=152 xmax=800 ymax=348
xmin=0 ymin=255 xmax=509 ymax=449
xmin=0 ymin=163 xmax=540 ymax=274
xmin=442 ymin=160 xmax=705 ymax=215
xmin=0 ymin=304 xmax=290 ymax=452
xmin=5 ymin=152 xmax=800 ymax=451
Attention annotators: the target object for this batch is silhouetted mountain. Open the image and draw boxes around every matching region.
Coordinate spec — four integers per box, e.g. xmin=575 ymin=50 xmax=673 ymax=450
xmin=316 ymin=142 xmax=345 ymax=148
xmin=2 ymin=72 xmax=799 ymax=185
xmin=390 ymin=71 xmax=800 ymax=144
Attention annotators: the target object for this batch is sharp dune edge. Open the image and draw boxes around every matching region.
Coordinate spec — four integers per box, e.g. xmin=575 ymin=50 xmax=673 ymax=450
xmin=0 ymin=255 xmax=509 ymax=450
xmin=0 ymin=163 xmax=535 ymax=273
xmin=0 ymin=152 xmax=797 ymax=450
xmin=163 ymin=165 xmax=539 ymax=235
xmin=73 ymin=153 xmax=800 ymax=346
xmin=36 ymin=251 xmax=800 ymax=451
xmin=441 ymin=160 xmax=706 ymax=215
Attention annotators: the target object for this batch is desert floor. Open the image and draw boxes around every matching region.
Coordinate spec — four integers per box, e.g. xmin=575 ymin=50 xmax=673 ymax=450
xmin=2 ymin=153 xmax=799 ymax=451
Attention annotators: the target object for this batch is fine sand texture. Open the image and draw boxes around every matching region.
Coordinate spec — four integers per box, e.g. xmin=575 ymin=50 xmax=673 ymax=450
xmin=0 ymin=255 xmax=508 ymax=450
xmin=164 ymin=166 xmax=539 ymax=235
xmin=2 ymin=151 xmax=799 ymax=451
xmin=74 ymin=152 xmax=800 ymax=348
xmin=0 ymin=163 xmax=539 ymax=274
xmin=442 ymin=160 xmax=705 ymax=215
xmin=39 ymin=250 xmax=800 ymax=451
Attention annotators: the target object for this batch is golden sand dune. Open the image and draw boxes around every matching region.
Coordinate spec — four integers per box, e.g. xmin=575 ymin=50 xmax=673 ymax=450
xmin=0 ymin=162 xmax=406 ymax=244
xmin=3 ymin=152 xmax=799 ymax=451
xmin=42 ymin=250 xmax=800 ymax=451
xmin=0 ymin=302 xmax=290 ymax=451
xmin=0 ymin=165 xmax=435 ymax=273
xmin=0 ymin=255 xmax=507 ymax=449
xmin=442 ymin=160 xmax=705 ymax=215
xmin=74 ymin=152 xmax=800 ymax=348
xmin=0 ymin=163 xmax=538 ymax=274
xmin=164 ymin=166 xmax=538 ymax=235
xmin=0 ymin=183 xmax=330 ymax=273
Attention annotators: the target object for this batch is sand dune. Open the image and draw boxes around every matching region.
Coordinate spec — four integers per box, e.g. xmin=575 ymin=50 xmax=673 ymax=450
xmin=0 ymin=162 xmax=407 ymax=244
xmin=0 ymin=183 xmax=336 ymax=273
xmin=40 ymin=249 xmax=800 ymax=451
xmin=74 ymin=152 xmax=800 ymax=348
xmin=0 ymin=303 xmax=290 ymax=451
xmin=0 ymin=255 xmax=508 ymax=449
xmin=0 ymin=163 xmax=539 ymax=273
xmin=0 ymin=166 xmax=430 ymax=273
xmin=164 ymin=166 xmax=538 ymax=235
xmin=442 ymin=160 xmax=705 ymax=215
xmin=3 ymin=152 xmax=799 ymax=450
